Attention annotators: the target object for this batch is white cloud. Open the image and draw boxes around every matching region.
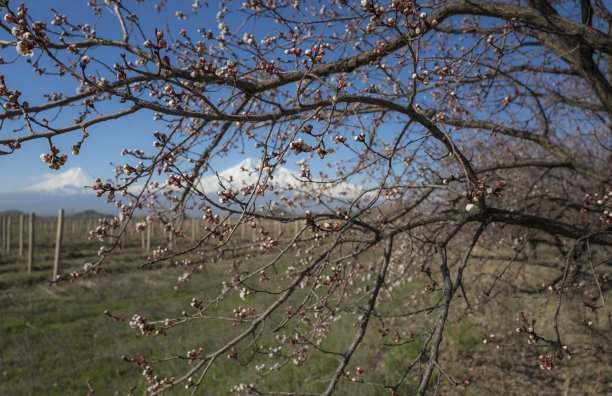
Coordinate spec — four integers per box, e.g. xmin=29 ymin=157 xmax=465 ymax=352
xmin=21 ymin=167 xmax=94 ymax=195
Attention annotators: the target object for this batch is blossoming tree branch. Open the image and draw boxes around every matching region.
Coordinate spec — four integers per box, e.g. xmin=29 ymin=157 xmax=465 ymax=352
xmin=1 ymin=0 xmax=611 ymax=394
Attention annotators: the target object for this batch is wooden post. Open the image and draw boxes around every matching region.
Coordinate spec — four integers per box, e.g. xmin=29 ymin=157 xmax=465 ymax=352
xmin=53 ymin=209 xmax=64 ymax=280
xmin=121 ymin=221 xmax=128 ymax=246
xmin=294 ymin=220 xmax=299 ymax=237
xmin=168 ymin=222 xmax=174 ymax=249
xmin=6 ymin=216 xmax=11 ymax=253
xmin=141 ymin=229 xmax=146 ymax=251
xmin=191 ymin=218 xmax=196 ymax=241
xmin=146 ymin=225 xmax=151 ymax=251
xmin=0 ymin=216 xmax=4 ymax=251
xmin=27 ymin=213 xmax=35 ymax=273
xmin=19 ymin=214 xmax=24 ymax=256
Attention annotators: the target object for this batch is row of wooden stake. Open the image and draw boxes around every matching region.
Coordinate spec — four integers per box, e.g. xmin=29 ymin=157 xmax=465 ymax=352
xmin=0 ymin=212 xmax=302 ymax=279
xmin=0 ymin=210 xmax=103 ymax=279
xmin=0 ymin=212 xmax=43 ymax=275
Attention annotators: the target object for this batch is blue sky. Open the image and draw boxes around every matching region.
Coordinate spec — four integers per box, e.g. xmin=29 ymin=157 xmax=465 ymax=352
xmin=0 ymin=1 xmax=515 ymax=199
xmin=2 ymin=0 xmax=586 ymax=219
xmin=0 ymin=108 xmax=156 ymax=192
xmin=0 ymin=0 xmax=369 ymax=196
xmin=0 ymin=1 xmax=234 ymax=193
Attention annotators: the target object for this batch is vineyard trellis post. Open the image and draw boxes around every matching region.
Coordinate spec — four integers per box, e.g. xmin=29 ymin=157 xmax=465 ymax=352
xmin=27 ymin=212 xmax=34 ymax=273
xmin=19 ymin=214 xmax=24 ymax=257
xmin=0 ymin=216 xmax=4 ymax=251
xmin=6 ymin=216 xmax=10 ymax=253
xmin=146 ymin=225 xmax=151 ymax=252
xmin=52 ymin=209 xmax=64 ymax=280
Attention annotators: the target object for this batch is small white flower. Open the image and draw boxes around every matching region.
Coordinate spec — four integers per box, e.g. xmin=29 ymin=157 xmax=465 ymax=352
xmin=16 ymin=40 xmax=33 ymax=57
xmin=11 ymin=27 xmax=23 ymax=38
xmin=465 ymin=203 xmax=476 ymax=212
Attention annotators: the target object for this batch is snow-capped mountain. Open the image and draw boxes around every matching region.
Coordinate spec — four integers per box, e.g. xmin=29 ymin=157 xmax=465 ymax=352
xmin=0 ymin=160 xmax=364 ymax=216
xmin=198 ymin=157 xmax=363 ymax=198
xmin=0 ymin=167 xmax=109 ymax=215
xmin=21 ymin=167 xmax=94 ymax=195
xmin=199 ymin=157 xmax=300 ymax=194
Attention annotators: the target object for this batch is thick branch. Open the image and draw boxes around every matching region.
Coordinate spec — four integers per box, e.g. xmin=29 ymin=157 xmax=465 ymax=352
xmin=417 ymin=244 xmax=453 ymax=395
xmin=322 ymin=236 xmax=393 ymax=396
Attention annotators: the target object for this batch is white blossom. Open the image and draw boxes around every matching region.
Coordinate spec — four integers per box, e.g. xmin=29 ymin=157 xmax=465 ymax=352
xmin=16 ymin=41 xmax=33 ymax=57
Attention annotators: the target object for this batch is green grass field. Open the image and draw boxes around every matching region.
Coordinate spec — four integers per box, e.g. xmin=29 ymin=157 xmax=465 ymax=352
xmin=1 ymin=218 xmax=610 ymax=395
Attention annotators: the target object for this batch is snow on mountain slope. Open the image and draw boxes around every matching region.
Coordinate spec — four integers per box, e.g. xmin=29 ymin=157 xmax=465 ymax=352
xmin=198 ymin=157 xmax=281 ymax=193
xmin=0 ymin=160 xmax=363 ymax=215
xmin=198 ymin=157 xmax=361 ymax=197
xmin=21 ymin=167 xmax=94 ymax=195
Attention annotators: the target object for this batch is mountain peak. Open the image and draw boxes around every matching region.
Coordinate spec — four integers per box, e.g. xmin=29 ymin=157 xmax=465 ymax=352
xmin=198 ymin=158 xmax=359 ymax=198
xmin=199 ymin=158 xmax=267 ymax=193
xmin=236 ymin=157 xmax=259 ymax=170
xmin=22 ymin=166 xmax=94 ymax=195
